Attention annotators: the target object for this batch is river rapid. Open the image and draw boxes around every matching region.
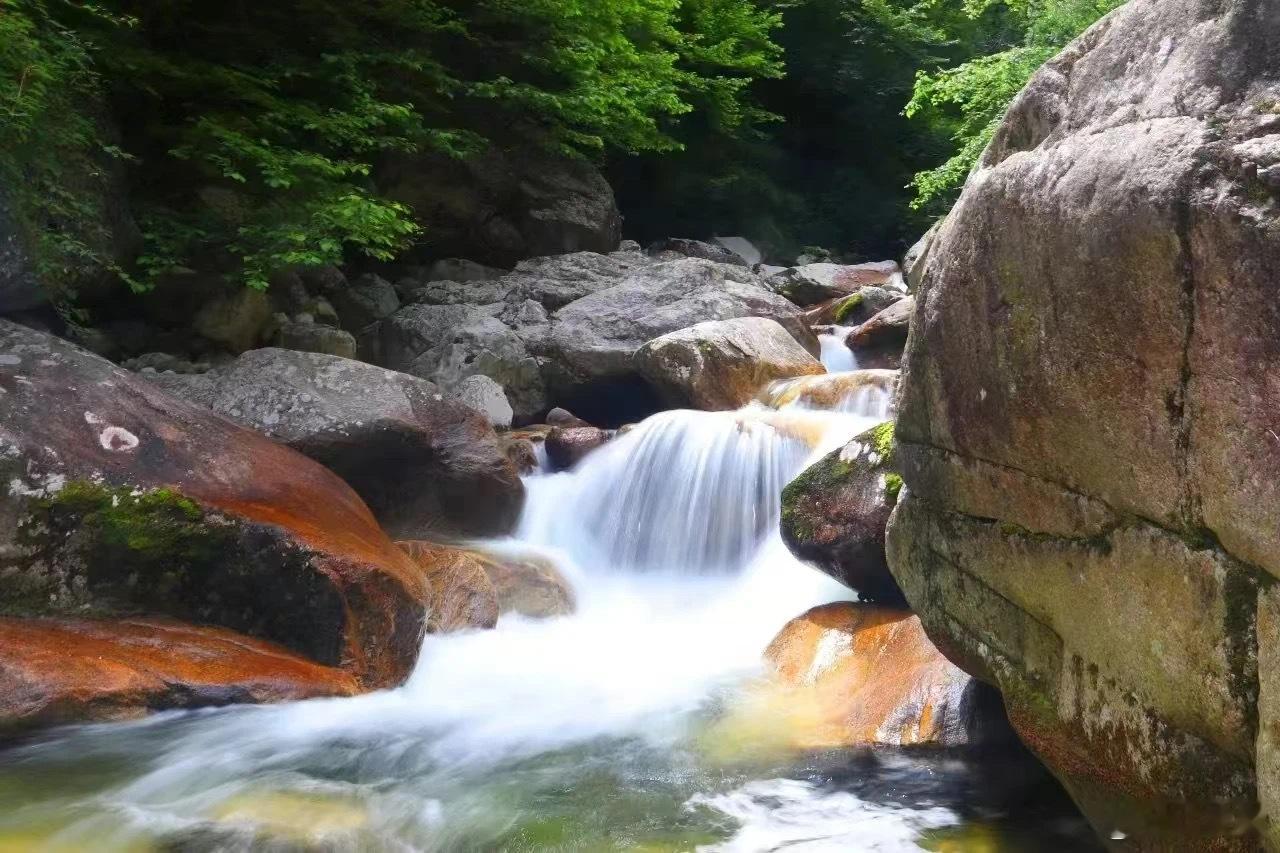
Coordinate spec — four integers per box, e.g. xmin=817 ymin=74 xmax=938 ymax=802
xmin=0 ymin=347 xmax=1098 ymax=852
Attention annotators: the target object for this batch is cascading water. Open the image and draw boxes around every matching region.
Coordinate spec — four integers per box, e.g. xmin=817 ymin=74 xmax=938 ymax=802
xmin=818 ymin=327 xmax=858 ymax=373
xmin=0 ymin=369 xmax=1096 ymax=851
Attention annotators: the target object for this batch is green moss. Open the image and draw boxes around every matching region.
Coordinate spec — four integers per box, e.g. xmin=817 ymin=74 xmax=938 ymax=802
xmin=884 ymin=473 xmax=903 ymax=505
xmin=832 ymin=292 xmax=864 ymax=323
xmin=11 ymin=480 xmax=234 ymax=615
xmin=866 ymin=421 xmax=896 ymax=463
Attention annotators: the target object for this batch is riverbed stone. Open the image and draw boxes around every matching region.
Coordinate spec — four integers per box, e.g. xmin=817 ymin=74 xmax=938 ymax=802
xmin=781 ymin=423 xmax=904 ymax=604
xmin=760 ymin=602 xmax=999 ymax=748
xmin=149 ymin=348 xmax=524 ymax=539
xmin=635 ymin=317 xmax=825 ymax=411
xmin=0 ymin=618 xmax=358 ymax=737
xmin=398 ymin=541 xmax=499 ymax=633
xmin=0 ymin=320 xmax=431 ymax=692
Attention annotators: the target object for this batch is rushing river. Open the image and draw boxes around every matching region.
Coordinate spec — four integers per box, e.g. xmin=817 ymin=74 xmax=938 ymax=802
xmin=0 ymin=355 xmax=1098 ymax=852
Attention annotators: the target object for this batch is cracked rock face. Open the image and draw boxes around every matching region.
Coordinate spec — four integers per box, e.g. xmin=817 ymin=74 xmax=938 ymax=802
xmin=886 ymin=0 xmax=1280 ymax=848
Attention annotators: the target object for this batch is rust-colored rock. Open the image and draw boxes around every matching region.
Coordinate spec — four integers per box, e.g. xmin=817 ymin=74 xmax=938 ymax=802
xmin=763 ymin=369 xmax=898 ymax=414
xmin=398 ymin=541 xmax=499 ymax=633
xmin=0 ymin=617 xmax=357 ymax=737
xmin=0 ymin=320 xmax=429 ymax=690
xmin=760 ymin=602 xmax=996 ymax=748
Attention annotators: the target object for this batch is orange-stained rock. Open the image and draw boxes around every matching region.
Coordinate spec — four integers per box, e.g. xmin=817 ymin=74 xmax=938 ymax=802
xmin=398 ymin=541 xmax=499 ymax=633
xmin=545 ymin=425 xmax=608 ymax=471
xmin=761 ymin=602 xmax=996 ymax=748
xmin=763 ymin=369 xmax=898 ymax=414
xmin=0 ymin=320 xmax=429 ymax=691
xmin=0 ymin=617 xmax=357 ymax=737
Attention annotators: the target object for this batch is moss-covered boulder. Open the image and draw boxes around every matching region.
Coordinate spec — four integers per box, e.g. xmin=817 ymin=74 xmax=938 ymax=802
xmin=887 ymin=0 xmax=1280 ymax=847
xmin=0 ymin=319 xmax=430 ymax=698
xmin=780 ymin=422 xmax=904 ymax=604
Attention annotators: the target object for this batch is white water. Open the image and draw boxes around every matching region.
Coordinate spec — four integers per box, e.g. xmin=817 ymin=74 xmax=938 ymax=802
xmin=819 ymin=328 xmax=858 ymax=373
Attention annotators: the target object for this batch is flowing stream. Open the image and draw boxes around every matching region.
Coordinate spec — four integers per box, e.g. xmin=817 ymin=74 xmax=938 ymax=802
xmin=0 ymin=364 xmax=1096 ymax=852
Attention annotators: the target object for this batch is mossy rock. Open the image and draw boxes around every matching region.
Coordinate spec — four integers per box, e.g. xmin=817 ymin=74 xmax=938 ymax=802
xmin=780 ymin=421 xmax=904 ymax=603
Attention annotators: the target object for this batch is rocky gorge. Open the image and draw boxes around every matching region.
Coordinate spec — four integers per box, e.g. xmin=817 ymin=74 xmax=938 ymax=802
xmin=0 ymin=0 xmax=1277 ymax=849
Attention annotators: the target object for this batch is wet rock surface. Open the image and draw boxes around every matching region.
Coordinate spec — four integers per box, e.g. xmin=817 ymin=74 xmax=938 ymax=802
xmin=0 ymin=618 xmax=358 ymax=738
xmin=760 ymin=602 xmax=1003 ymax=748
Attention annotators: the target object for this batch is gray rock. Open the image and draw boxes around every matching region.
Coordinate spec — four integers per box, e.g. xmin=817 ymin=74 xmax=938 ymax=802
xmin=151 ymin=348 xmax=524 ymax=539
xmin=452 ymin=374 xmax=514 ymax=429
xmin=546 ymin=407 xmax=588 ymax=427
xmin=886 ymin=1 xmax=1280 ymax=847
xmin=714 ymin=236 xmax=762 ymax=267
xmin=275 ymin=320 xmax=358 ymax=359
xmin=426 ymin=258 xmax=508 ymax=283
xmin=647 ymin=237 xmax=749 ymax=267
xmin=382 ymin=147 xmax=620 ymax=267
xmin=542 ymin=258 xmax=817 ymax=394
xmin=334 ymin=273 xmax=400 ymax=332
xmin=192 ymin=287 xmax=273 ymax=352
xmin=903 ymin=220 xmax=943 ymax=292
xmin=297 ymin=264 xmax=347 ymax=294
xmin=846 ymin=296 xmax=914 ymax=351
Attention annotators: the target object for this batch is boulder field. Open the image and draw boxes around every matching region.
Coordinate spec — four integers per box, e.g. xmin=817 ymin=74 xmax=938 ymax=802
xmin=885 ymin=0 xmax=1280 ymax=848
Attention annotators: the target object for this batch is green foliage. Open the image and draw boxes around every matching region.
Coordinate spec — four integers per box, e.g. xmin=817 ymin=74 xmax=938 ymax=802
xmin=3 ymin=0 xmax=783 ymax=295
xmin=906 ymin=0 xmax=1124 ymax=211
xmin=0 ymin=0 xmax=131 ymax=302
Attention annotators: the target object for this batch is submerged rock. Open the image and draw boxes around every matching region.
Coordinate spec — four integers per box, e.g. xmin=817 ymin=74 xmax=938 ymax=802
xmin=887 ymin=0 xmax=1280 ymax=846
xmin=398 ymin=541 xmax=499 ymax=634
xmin=0 ymin=320 xmax=430 ymax=692
xmin=465 ymin=546 xmax=576 ymax=619
xmin=150 ymin=348 xmax=524 ymax=539
xmin=781 ymin=423 xmax=904 ymax=604
xmin=0 ymin=618 xmax=358 ymax=737
xmin=763 ymin=369 xmax=898 ymax=415
xmin=635 ymin=317 xmax=825 ymax=411
xmin=760 ymin=602 xmax=999 ymax=748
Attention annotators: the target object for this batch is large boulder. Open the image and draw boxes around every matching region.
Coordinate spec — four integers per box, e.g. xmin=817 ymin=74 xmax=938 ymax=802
xmin=647 ymin=237 xmax=749 ymax=267
xmin=0 ymin=617 xmax=358 ymax=737
xmin=332 ymin=273 xmax=399 ymax=332
xmin=781 ymin=423 xmax=904 ymax=604
xmin=886 ymin=1 xmax=1280 ymax=848
xmin=844 ymin=296 xmax=914 ymax=370
xmin=635 ymin=317 xmax=825 ymax=411
xmin=0 ymin=320 xmax=430 ymax=692
xmin=149 ymin=348 xmax=524 ymax=539
xmin=382 ymin=147 xmax=621 ymax=267
xmin=755 ymin=602 xmax=1002 ymax=748
xmin=542 ymin=258 xmax=818 ymax=397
